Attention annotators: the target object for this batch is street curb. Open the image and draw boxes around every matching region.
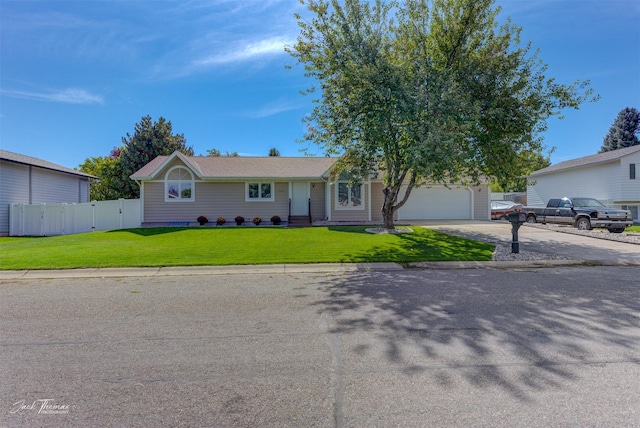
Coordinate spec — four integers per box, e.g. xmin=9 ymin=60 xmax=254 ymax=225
xmin=1 ymin=259 xmax=623 ymax=280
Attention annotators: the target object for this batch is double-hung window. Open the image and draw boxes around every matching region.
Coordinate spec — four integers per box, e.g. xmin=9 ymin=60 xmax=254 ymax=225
xmin=336 ymin=182 xmax=364 ymax=210
xmin=165 ymin=166 xmax=194 ymax=202
xmin=246 ymin=182 xmax=274 ymax=201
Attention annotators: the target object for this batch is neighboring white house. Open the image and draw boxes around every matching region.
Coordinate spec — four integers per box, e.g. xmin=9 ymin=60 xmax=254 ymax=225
xmin=527 ymin=145 xmax=640 ymax=222
xmin=0 ymin=150 xmax=95 ymax=235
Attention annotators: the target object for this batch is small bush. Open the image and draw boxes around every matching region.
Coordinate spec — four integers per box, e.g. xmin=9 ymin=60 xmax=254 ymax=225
xmin=234 ymin=216 xmax=245 ymax=225
xmin=270 ymin=215 xmax=281 ymax=225
xmin=216 ymin=217 xmax=226 ymax=226
xmin=253 ymin=217 xmax=262 ymax=225
xmin=197 ymin=216 xmax=208 ymax=225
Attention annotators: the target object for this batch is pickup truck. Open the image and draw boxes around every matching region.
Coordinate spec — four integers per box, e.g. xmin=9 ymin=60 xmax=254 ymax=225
xmin=521 ymin=197 xmax=633 ymax=233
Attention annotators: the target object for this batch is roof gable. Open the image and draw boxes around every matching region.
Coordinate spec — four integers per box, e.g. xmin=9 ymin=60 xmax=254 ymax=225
xmin=130 ymin=152 xmax=338 ymax=180
xmin=530 ymin=145 xmax=640 ymax=177
xmin=131 ymin=151 xmax=202 ymax=180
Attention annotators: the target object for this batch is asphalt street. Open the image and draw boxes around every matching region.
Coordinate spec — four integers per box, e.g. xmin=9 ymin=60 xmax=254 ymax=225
xmin=2 ymin=266 xmax=640 ymax=427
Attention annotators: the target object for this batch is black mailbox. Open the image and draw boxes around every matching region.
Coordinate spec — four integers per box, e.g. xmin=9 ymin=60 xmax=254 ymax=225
xmin=507 ymin=212 xmax=526 ymax=224
xmin=507 ymin=212 xmax=526 ymax=253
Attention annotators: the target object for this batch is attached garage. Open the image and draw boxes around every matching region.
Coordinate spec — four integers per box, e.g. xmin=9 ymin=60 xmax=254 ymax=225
xmin=397 ymin=186 xmax=473 ymax=220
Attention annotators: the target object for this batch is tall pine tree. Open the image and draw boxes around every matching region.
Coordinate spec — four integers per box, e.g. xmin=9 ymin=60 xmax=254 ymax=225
xmin=119 ymin=115 xmax=193 ymax=198
xmin=600 ymin=107 xmax=640 ymax=152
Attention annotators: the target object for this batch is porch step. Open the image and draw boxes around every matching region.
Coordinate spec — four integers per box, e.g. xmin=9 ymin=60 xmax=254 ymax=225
xmin=288 ymin=215 xmax=312 ymax=227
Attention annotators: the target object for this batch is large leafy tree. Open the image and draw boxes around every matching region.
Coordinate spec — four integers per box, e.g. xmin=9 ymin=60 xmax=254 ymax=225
xmin=78 ymin=148 xmax=125 ymax=200
xmin=600 ymin=107 xmax=640 ymax=153
xmin=490 ymin=149 xmax=552 ymax=193
xmin=289 ymin=0 xmax=596 ymax=229
xmin=119 ymin=115 xmax=193 ymax=198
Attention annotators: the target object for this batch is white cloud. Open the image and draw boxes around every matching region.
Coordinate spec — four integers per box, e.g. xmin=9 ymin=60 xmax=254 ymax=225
xmin=0 ymin=88 xmax=104 ymax=105
xmin=246 ymin=98 xmax=306 ymax=118
xmin=192 ymin=37 xmax=292 ymax=68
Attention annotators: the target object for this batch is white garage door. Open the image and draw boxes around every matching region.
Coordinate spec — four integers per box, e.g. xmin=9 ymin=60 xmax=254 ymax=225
xmin=397 ymin=186 xmax=471 ymax=220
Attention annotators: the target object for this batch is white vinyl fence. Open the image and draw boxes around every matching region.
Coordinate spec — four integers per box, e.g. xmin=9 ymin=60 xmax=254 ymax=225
xmin=9 ymin=199 xmax=140 ymax=236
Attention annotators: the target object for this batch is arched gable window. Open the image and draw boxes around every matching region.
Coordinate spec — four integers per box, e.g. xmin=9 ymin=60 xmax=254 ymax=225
xmin=165 ymin=166 xmax=195 ymax=202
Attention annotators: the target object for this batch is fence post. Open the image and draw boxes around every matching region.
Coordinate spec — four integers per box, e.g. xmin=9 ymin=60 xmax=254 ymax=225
xmin=61 ymin=203 xmax=66 ymax=235
xmin=40 ymin=203 xmax=46 ymax=237
xmin=70 ymin=203 xmax=76 ymax=235
xmin=9 ymin=204 xmax=22 ymax=236
xmin=91 ymin=201 xmax=96 ymax=232
xmin=119 ymin=199 xmax=124 ymax=230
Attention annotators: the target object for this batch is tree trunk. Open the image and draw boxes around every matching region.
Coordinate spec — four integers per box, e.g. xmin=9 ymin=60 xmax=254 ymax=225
xmin=381 ymin=187 xmax=397 ymax=230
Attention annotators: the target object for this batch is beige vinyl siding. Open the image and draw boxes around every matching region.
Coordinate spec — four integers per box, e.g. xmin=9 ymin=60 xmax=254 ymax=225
xmin=370 ymin=182 xmax=385 ymax=222
xmin=471 ymin=184 xmax=490 ymax=220
xmin=142 ymin=181 xmax=290 ymax=223
xmin=156 ymin=156 xmax=192 ymax=178
xmin=309 ymin=182 xmax=326 ymax=220
xmin=329 ymin=182 xmax=371 ymax=222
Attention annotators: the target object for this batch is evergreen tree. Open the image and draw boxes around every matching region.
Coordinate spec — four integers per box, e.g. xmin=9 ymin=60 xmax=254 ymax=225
xmin=600 ymin=107 xmax=640 ymax=152
xmin=268 ymin=147 xmax=281 ymax=156
xmin=119 ymin=116 xmax=193 ymax=198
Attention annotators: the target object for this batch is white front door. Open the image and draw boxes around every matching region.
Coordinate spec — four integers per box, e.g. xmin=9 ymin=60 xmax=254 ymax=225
xmin=291 ymin=182 xmax=309 ymax=215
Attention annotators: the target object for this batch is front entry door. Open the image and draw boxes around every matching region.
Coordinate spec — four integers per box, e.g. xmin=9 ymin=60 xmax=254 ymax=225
xmin=291 ymin=182 xmax=309 ymax=216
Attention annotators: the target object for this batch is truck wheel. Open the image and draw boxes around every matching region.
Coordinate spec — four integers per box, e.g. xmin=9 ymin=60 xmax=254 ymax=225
xmin=608 ymin=228 xmax=625 ymax=234
xmin=499 ymin=215 xmax=508 ymax=221
xmin=526 ymin=215 xmax=536 ymax=223
xmin=576 ymin=218 xmax=592 ymax=230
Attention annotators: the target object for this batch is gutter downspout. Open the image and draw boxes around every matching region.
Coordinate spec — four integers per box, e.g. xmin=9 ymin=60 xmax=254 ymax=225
xmin=135 ymin=179 xmax=143 ymax=226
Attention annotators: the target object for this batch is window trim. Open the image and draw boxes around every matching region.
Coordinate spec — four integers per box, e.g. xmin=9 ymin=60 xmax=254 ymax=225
xmin=630 ymin=163 xmax=636 ymax=180
xmin=164 ymin=166 xmax=195 ymax=203
xmin=245 ymin=181 xmax=275 ymax=202
xmin=335 ymin=182 xmax=365 ymax=210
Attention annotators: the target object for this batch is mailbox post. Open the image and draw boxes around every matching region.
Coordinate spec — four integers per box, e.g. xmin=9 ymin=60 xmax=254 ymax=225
xmin=507 ymin=212 xmax=527 ymax=253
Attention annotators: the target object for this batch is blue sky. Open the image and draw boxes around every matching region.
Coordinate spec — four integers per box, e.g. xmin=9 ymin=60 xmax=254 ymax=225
xmin=1 ymin=0 xmax=639 ymax=170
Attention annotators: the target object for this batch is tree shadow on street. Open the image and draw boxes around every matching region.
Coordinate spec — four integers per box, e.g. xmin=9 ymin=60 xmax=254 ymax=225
xmin=312 ymin=266 xmax=640 ymax=401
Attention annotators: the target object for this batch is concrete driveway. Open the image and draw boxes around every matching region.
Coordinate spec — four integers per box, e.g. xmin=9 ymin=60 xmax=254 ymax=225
xmin=415 ymin=220 xmax=640 ymax=265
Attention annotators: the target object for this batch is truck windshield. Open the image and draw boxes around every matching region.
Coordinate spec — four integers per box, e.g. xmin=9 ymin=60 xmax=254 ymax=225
xmin=572 ymin=198 xmax=606 ymax=208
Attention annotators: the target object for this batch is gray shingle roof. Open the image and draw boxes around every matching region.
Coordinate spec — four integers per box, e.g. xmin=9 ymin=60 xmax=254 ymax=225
xmin=131 ymin=154 xmax=338 ymax=180
xmin=530 ymin=145 xmax=640 ymax=177
xmin=0 ymin=149 xmax=96 ymax=178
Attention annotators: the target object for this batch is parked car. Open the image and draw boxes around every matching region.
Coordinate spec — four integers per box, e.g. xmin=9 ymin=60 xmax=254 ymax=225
xmin=521 ymin=197 xmax=633 ymax=233
xmin=491 ymin=200 xmax=523 ymax=221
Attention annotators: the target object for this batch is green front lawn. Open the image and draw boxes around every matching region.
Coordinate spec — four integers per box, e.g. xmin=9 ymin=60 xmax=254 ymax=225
xmin=0 ymin=226 xmax=494 ymax=270
xmin=627 ymin=225 xmax=640 ymax=233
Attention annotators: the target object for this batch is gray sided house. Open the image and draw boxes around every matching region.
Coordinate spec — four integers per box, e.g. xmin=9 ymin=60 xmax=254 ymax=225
xmin=131 ymin=151 xmax=490 ymax=225
xmin=527 ymin=145 xmax=640 ymax=222
xmin=0 ymin=150 xmax=95 ymax=235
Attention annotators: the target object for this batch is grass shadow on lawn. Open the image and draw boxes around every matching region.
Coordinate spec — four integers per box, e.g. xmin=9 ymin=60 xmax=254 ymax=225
xmin=337 ymin=228 xmax=494 ymax=262
xmin=109 ymin=227 xmax=195 ymax=236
